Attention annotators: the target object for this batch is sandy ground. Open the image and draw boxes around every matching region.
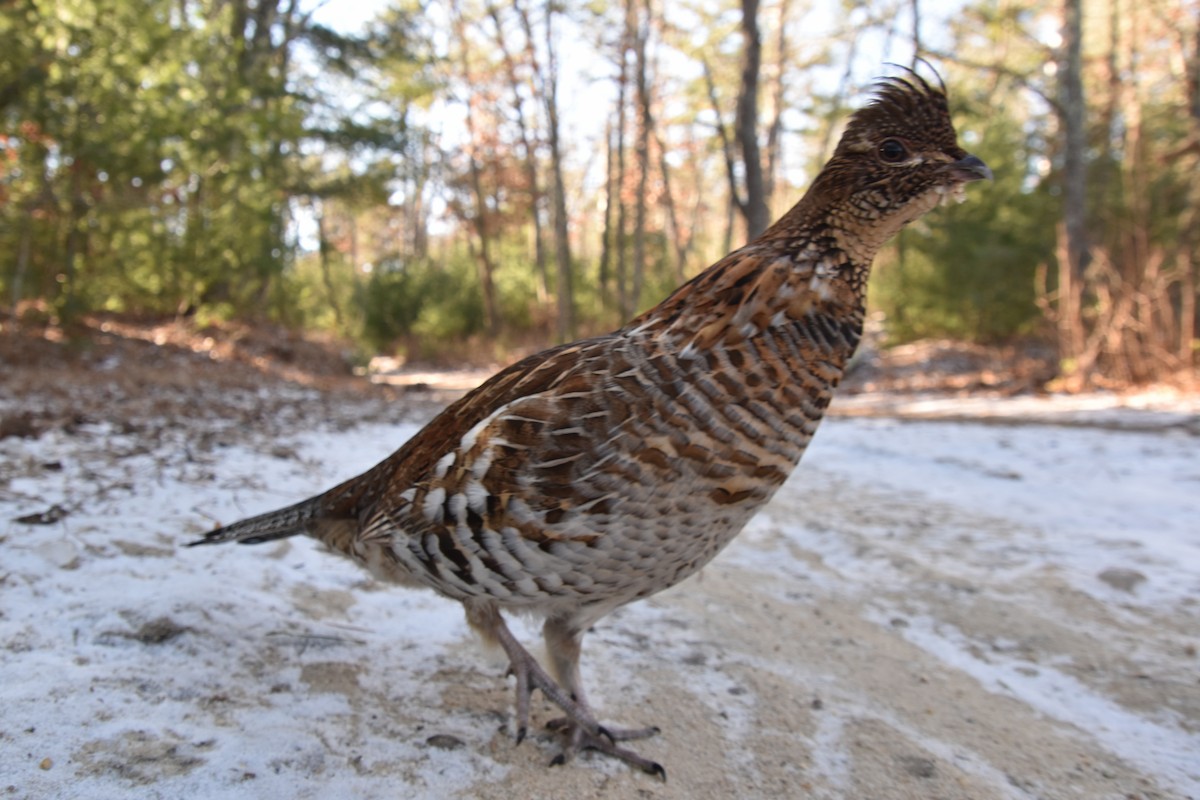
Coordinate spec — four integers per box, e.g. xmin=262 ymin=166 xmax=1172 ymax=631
xmin=2 ymin=374 xmax=1199 ymax=799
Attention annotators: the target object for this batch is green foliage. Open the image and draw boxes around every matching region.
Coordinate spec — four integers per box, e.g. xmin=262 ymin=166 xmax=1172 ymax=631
xmin=4 ymin=0 xmax=1193 ymax=383
xmin=0 ymin=0 xmax=424 ymax=325
xmin=359 ymin=252 xmax=486 ymax=356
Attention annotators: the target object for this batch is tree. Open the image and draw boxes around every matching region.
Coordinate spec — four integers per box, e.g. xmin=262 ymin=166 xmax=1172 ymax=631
xmin=519 ymin=0 xmax=575 ymax=341
xmin=451 ymin=0 xmax=502 ymax=336
xmin=734 ymin=0 xmax=769 ymax=239
xmin=0 ymin=0 xmax=424 ymax=327
xmin=487 ymin=3 xmax=550 ymax=307
xmin=1057 ymin=0 xmax=1090 ymax=377
xmin=631 ymin=0 xmax=652 ymax=315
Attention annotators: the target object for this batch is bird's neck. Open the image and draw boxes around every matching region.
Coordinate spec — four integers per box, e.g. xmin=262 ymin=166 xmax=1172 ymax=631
xmin=760 ymin=184 xmax=906 ymax=273
xmin=630 ymin=218 xmax=872 ymax=359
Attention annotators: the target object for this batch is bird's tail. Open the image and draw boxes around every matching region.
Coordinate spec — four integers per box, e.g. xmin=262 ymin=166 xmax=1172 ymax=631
xmin=188 ymin=496 xmax=324 ymax=547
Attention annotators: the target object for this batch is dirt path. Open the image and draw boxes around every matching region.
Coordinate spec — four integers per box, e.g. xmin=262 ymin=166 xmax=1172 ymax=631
xmin=2 ymin=392 xmax=1197 ymax=799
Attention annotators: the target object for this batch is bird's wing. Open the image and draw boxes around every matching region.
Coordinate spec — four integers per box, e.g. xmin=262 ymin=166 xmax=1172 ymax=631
xmin=341 ymin=335 xmax=669 ymax=600
xmin=352 ymin=335 xmax=628 ymax=541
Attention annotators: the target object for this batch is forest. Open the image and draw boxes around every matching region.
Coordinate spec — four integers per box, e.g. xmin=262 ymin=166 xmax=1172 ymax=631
xmin=4 ymin=3 xmax=1200 ymax=796
xmin=2 ymin=0 xmax=1197 ymax=388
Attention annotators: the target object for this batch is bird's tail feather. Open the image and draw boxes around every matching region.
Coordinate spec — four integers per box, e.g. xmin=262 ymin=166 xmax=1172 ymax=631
xmin=188 ymin=497 xmax=323 ymax=547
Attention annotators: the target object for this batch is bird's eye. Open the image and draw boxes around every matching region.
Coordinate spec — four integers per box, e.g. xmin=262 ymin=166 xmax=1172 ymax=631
xmin=878 ymin=139 xmax=909 ymax=163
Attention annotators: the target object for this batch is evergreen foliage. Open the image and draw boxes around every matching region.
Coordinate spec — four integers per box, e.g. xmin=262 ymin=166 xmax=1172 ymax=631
xmin=2 ymin=0 xmax=1196 ymax=383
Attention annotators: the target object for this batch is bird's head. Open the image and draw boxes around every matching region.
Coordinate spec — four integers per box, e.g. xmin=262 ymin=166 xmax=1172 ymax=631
xmin=778 ymin=70 xmax=991 ymax=266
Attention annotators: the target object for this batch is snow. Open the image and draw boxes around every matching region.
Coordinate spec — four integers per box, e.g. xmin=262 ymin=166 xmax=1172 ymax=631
xmin=734 ymin=405 xmax=1200 ymax=796
xmin=2 ymin=420 xmax=515 ymax=798
xmin=885 ymin=612 xmax=1200 ymax=792
xmin=2 ymin=393 xmax=1199 ymax=798
xmin=790 ymin=414 xmax=1200 ymax=611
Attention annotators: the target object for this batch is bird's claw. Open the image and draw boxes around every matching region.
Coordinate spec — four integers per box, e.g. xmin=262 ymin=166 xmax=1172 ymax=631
xmin=488 ymin=611 xmax=662 ymax=776
xmin=506 ymin=652 xmax=602 ymax=740
xmin=546 ymin=717 xmax=659 ymax=743
xmin=544 ymin=718 xmax=665 ymax=778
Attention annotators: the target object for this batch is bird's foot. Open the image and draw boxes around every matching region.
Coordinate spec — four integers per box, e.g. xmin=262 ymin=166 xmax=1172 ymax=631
xmin=545 ymin=717 xmax=665 ymax=778
xmin=546 ymin=716 xmax=660 ymax=742
xmin=495 ymin=622 xmax=601 ymax=744
xmin=484 ymin=609 xmax=663 ymax=777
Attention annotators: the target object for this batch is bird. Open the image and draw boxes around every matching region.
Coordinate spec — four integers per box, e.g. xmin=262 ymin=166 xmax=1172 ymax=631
xmin=190 ymin=69 xmax=991 ymax=778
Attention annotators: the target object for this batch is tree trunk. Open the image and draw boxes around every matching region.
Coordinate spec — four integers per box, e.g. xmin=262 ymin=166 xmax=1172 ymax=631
xmin=655 ymin=127 xmax=689 ymax=283
xmin=487 ymin=5 xmax=550 ymax=307
xmin=453 ymin=0 xmax=500 ymax=336
xmin=315 ymin=204 xmax=345 ymax=329
xmin=541 ymin=0 xmax=574 ymax=341
xmin=1181 ymin=239 xmax=1197 ymax=373
xmin=10 ymin=198 xmax=34 ymax=325
xmin=410 ymin=132 xmax=432 ymax=259
xmin=599 ymin=117 xmax=617 ymax=307
xmin=735 ymin=0 xmax=769 ymax=239
xmin=60 ymin=168 xmax=88 ymax=325
xmin=1117 ymin=6 xmax=1160 ymax=376
xmin=631 ymin=0 xmax=650 ymax=314
xmin=702 ymin=58 xmax=746 ymax=247
xmin=1058 ymin=0 xmax=1090 ymax=380
xmin=1192 ymin=17 xmax=1200 ymax=123
xmin=763 ymin=0 xmax=791 ymax=206
xmin=465 ymin=127 xmax=500 ymax=337
xmin=1180 ymin=20 xmax=1200 ymax=371
xmin=614 ymin=1 xmax=633 ymax=320
xmin=1161 ymin=13 xmax=1200 ymax=376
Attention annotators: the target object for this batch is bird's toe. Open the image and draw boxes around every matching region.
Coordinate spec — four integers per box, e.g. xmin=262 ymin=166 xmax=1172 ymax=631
xmin=544 ymin=718 xmax=664 ymax=778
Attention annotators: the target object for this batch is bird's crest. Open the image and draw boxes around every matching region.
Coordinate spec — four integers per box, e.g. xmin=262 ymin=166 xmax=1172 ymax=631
xmin=838 ymin=68 xmax=959 ymax=157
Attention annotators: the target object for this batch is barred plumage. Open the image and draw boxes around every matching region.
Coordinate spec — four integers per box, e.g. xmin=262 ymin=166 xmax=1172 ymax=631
xmin=190 ymin=70 xmax=991 ymax=776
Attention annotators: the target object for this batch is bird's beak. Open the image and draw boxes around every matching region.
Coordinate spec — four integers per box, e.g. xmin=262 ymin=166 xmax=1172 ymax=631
xmin=945 ymin=154 xmax=993 ymax=183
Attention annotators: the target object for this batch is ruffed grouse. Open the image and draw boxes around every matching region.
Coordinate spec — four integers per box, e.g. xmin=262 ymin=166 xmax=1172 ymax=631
xmin=191 ymin=71 xmax=990 ymax=776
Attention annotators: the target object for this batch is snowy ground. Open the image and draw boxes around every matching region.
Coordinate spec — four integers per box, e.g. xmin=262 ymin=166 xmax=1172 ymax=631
xmin=2 ymin=390 xmax=1198 ymax=799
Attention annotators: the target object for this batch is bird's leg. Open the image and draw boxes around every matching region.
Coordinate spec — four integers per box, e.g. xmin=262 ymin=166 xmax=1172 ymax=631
xmin=542 ymin=617 xmax=660 ymax=741
xmin=542 ymin=616 xmax=664 ymax=777
xmin=466 ymin=603 xmax=600 ymax=744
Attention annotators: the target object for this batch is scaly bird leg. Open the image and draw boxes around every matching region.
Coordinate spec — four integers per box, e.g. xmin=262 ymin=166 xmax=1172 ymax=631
xmin=466 ymin=603 xmax=663 ymax=777
xmin=542 ymin=617 xmax=665 ymax=778
xmin=484 ymin=610 xmax=601 ymax=744
xmin=543 ymin=717 xmax=664 ymax=776
xmin=467 ymin=602 xmax=603 ymax=741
